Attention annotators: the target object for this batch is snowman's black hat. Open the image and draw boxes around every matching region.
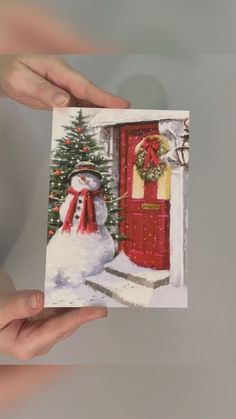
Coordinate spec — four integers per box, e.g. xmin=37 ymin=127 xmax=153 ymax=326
xmin=68 ymin=161 xmax=102 ymax=180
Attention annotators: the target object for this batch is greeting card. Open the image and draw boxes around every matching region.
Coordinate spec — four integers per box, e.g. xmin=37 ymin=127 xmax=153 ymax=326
xmin=45 ymin=108 xmax=189 ymax=307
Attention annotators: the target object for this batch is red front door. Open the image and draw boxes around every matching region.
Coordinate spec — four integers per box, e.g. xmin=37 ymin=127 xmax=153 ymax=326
xmin=119 ymin=123 xmax=170 ymax=270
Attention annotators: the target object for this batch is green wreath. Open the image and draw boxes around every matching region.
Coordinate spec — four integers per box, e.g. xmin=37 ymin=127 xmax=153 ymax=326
xmin=135 ymin=135 xmax=168 ymax=182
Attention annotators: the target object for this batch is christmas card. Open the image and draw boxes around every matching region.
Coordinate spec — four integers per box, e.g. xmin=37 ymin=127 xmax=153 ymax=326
xmin=45 ymin=108 xmax=189 ymax=308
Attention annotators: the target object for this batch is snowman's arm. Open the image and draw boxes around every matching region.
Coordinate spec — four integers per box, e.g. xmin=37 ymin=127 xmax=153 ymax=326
xmin=94 ymin=198 xmax=108 ymax=225
xmin=59 ymin=194 xmax=73 ymax=222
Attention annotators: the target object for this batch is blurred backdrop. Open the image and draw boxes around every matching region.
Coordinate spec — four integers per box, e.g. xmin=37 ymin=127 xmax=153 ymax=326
xmin=2 ymin=365 xmax=236 ymax=419
xmin=1 ymin=0 xmax=236 ymax=53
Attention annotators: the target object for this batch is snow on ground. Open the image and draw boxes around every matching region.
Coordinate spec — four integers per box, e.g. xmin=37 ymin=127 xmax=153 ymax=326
xmin=45 ymin=252 xmax=187 ymax=308
xmin=45 ymin=282 xmax=125 ymax=307
xmin=45 ymin=275 xmax=187 ymax=308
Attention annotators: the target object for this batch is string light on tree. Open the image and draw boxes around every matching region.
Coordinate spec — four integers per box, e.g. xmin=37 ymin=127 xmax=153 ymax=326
xmin=48 ymin=110 xmax=124 ymax=241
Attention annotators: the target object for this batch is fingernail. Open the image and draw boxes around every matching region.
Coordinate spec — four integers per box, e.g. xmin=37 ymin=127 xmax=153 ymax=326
xmin=52 ymin=92 xmax=70 ymax=106
xmin=27 ymin=293 xmax=43 ymax=310
xmin=90 ymin=308 xmax=108 ymax=320
xmin=122 ymin=100 xmax=131 ymax=108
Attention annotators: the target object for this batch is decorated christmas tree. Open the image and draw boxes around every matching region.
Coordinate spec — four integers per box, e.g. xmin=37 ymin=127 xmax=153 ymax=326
xmin=47 ymin=110 xmax=125 ymax=241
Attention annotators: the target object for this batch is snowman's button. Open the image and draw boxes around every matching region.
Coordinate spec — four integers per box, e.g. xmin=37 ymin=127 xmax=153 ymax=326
xmin=77 ymin=206 xmax=80 ymax=210
xmin=78 ymin=199 xmax=82 ymax=203
xmin=75 ymin=215 xmax=80 ymax=219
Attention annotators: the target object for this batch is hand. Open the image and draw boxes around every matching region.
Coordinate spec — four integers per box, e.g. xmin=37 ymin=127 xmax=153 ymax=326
xmin=0 ymin=55 xmax=130 ymax=110
xmin=0 ymin=289 xmax=107 ymax=360
xmin=0 ymin=3 xmax=107 ymax=54
xmin=0 ymin=365 xmax=64 ymax=410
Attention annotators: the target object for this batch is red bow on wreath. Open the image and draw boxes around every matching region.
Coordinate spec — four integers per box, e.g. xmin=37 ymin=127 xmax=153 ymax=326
xmin=142 ymin=138 xmax=159 ymax=169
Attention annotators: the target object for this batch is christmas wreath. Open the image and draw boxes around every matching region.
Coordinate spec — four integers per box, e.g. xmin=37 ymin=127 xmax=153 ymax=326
xmin=135 ymin=135 xmax=168 ymax=182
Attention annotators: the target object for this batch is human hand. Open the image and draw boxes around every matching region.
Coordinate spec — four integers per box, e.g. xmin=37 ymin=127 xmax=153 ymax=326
xmin=0 ymin=55 xmax=129 ymax=109
xmin=0 ymin=3 xmax=107 ymax=54
xmin=0 ymin=365 xmax=64 ymax=410
xmin=0 ymin=289 xmax=107 ymax=360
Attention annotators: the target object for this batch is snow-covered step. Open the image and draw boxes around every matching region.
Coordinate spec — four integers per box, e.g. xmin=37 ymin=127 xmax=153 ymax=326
xmin=85 ymin=272 xmax=155 ymax=307
xmin=105 ymin=251 xmax=170 ymax=288
xmin=104 ymin=267 xmax=169 ymax=288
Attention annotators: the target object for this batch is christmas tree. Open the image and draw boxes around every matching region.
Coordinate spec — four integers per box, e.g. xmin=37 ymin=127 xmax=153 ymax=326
xmin=48 ymin=110 xmax=125 ymax=241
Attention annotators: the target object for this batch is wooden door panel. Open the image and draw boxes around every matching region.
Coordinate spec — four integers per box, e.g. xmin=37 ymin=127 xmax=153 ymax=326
xmin=119 ymin=123 xmax=170 ymax=270
xmin=157 ymin=215 xmax=170 ymax=255
xmin=131 ymin=213 xmax=144 ymax=251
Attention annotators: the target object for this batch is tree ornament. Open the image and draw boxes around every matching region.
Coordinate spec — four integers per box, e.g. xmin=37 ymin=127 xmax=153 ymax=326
xmin=53 ymin=169 xmax=61 ymax=176
xmin=48 ymin=230 xmax=54 ymax=237
xmin=81 ymin=146 xmax=89 ymax=152
xmin=135 ymin=135 xmax=168 ymax=182
xmin=52 ymin=206 xmax=59 ymax=212
xmin=76 ymin=126 xmax=82 ymax=133
xmin=64 ymin=139 xmax=71 ymax=145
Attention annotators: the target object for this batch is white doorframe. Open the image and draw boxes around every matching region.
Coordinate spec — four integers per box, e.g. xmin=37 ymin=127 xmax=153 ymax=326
xmin=92 ymin=116 xmax=188 ymax=287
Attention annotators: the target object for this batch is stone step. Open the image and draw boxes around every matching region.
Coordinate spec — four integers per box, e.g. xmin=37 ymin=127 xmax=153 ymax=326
xmin=85 ymin=272 xmax=155 ymax=307
xmin=104 ymin=267 xmax=169 ymax=289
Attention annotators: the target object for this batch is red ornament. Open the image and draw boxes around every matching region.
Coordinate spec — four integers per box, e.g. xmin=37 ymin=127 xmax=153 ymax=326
xmin=64 ymin=138 xmax=71 ymax=145
xmin=81 ymin=146 xmax=89 ymax=152
xmin=48 ymin=230 xmax=54 ymax=237
xmin=53 ymin=169 xmax=61 ymax=176
xmin=76 ymin=126 xmax=82 ymax=133
xmin=52 ymin=206 xmax=59 ymax=212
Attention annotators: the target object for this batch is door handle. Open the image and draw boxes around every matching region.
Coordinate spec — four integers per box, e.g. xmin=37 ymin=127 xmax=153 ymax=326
xmin=141 ymin=203 xmax=160 ymax=210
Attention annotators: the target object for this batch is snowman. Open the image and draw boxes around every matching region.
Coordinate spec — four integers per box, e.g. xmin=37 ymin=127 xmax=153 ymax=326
xmin=46 ymin=161 xmax=115 ymax=288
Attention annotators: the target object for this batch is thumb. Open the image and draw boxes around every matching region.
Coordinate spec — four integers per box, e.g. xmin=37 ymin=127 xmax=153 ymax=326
xmin=0 ymin=290 xmax=44 ymax=329
xmin=21 ymin=67 xmax=71 ymax=107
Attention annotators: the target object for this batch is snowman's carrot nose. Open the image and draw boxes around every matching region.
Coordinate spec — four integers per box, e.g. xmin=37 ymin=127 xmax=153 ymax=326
xmin=80 ymin=175 xmax=86 ymax=181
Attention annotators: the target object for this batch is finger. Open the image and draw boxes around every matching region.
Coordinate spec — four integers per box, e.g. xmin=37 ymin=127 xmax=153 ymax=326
xmin=13 ymin=96 xmax=54 ymax=110
xmin=0 ymin=290 xmax=44 ymax=328
xmin=43 ymin=58 xmax=130 ymax=108
xmin=24 ymin=307 xmax=107 ymax=356
xmin=39 ymin=307 xmax=107 ymax=342
xmin=69 ymin=75 xmax=130 ymax=108
xmin=14 ymin=65 xmax=71 ymax=107
xmin=68 ymin=95 xmax=102 ymax=108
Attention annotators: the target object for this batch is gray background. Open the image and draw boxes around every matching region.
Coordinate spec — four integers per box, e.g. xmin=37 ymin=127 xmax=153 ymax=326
xmin=0 ymin=54 xmax=235 ymax=364
xmin=44 ymin=0 xmax=236 ymax=53
xmin=4 ymin=366 xmax=236 ymax=419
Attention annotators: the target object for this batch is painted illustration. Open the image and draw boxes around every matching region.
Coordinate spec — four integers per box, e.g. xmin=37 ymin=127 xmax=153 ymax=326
xmin=45 ymin=108 xmax=189 ymax=307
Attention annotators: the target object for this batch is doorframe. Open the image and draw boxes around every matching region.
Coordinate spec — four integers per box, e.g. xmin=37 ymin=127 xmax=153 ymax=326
xmin=94 ymin=119 xmax=187 ymax=287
